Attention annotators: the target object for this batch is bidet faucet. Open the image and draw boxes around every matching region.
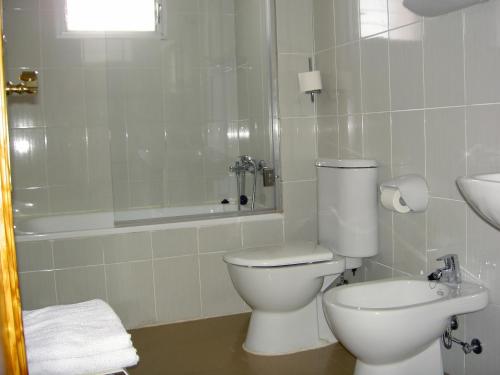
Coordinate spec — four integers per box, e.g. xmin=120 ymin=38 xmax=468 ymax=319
xmin=427 ymin=254 xmax=462 ymax=286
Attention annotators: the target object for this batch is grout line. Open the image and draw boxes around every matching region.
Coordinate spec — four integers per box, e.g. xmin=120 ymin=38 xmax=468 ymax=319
xmin=421 ymin=19 xmax=429 ymax=274
xmin=385 ymin=1 xmax=396 ymax=270
xmin=102 ymin=249 xmax=109 ymax=302
xmin=150 ymin=232 xmax=158 ymax=322
xmin=330 ymin=0 xmax=340 ymax=158
xmin=196 ymin=228 xmax=203 ymax=317
xmin=50 ymin=241 xmax=59 ymax=304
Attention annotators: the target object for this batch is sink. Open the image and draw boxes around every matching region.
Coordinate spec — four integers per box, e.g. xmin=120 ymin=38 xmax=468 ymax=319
xmin=457 ymin=173 xmax=500 ymax=229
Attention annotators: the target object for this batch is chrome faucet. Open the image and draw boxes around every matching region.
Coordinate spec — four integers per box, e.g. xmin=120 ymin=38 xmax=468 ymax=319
xmin=428 ymin=254 xmax=462 ymax=286
xmin=229 ymin=155 xmax=263 ymax=211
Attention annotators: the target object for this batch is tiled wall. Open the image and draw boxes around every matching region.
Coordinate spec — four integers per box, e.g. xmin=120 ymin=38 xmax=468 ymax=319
xmin=4 ymin=0 xmax=277 ymax=219
xmin=13 ymin=0 xmax=318 ymax=330
xmin=234 ymin=0 xmax=275 ymax=207
xmin=276 ymin=0 xmax=318 ymax=243
xmin=311 ymin=0 xmax=500 ymax=373
xmin=107 ymin=0 xmax=241 ymax=212
xmin=17 ymin=216 xmax=284 ymax=329
xmin=4 ymin=0 xmax=114 ymax=217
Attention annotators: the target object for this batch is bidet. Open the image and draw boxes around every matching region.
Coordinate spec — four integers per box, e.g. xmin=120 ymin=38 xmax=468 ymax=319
xmin=323 ymin=277 xmax=488 ymax=375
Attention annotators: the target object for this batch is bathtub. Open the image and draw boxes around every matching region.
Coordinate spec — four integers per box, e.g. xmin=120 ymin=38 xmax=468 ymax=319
xmin=15 ymin=203 xmax=275 ymax=242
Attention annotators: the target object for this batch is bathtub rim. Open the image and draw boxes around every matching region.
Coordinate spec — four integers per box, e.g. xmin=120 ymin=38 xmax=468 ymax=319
xmin=15 ymin=211 xmax=283 ymax=242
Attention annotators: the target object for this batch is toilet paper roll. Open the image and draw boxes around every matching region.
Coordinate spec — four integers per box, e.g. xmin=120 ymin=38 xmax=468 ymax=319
xmin=298 ymin=70 xmax=322 ymax=93
xmin=380 ymin=187 xmax=410 ymax=213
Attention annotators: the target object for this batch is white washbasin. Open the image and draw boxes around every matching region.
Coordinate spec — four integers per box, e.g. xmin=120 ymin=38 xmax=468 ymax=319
xmin=457 ymin=173 xmax=500 ymax=229
xmin=322 ymin=278 xmax=488 ymax=375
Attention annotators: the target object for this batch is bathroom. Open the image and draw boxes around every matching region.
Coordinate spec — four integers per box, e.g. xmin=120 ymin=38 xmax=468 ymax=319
xmin=0 ymin=0 xmax=499 ymax=374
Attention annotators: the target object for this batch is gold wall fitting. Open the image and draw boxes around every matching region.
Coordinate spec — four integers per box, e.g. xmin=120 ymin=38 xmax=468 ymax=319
xmin=5 ymin=70 xmax=38 ymax=96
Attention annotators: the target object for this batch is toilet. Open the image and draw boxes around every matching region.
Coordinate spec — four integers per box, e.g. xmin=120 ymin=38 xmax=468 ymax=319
xmin=223 ymin=159 xmax=378 ymax=355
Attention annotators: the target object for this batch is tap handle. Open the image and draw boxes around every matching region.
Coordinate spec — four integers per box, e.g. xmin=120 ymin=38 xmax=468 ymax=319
xmin=436 ymin=254 xmax=462 ymax=284
xmin=436 ymin=254 xmax=459 ymax=270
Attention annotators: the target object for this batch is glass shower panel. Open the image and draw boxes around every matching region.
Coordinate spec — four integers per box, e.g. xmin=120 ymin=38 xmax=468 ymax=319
xmin=106 ymin=0 xmax=277 ymax=223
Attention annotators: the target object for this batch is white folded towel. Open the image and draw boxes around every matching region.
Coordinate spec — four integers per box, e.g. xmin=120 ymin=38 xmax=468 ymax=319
xmin=28 ymin=347 xmax=139 ymax=375
xmin=23 ymin=299 xmax=139 ymax=374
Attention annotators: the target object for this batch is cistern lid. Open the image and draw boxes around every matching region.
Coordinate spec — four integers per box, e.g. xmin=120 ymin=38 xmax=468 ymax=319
xmin=315 ymin=159 xmax=377 ymax=168
xmin=223 ymin=242 xmax=334 ymax=267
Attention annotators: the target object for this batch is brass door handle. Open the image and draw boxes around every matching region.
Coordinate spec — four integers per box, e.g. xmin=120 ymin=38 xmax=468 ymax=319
xmin=6 ymin=70 xmax=38 ymax=96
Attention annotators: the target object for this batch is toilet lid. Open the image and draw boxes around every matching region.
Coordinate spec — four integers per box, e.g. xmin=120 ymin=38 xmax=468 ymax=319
xmin=223 ymin=242 xmax=334 ymax=267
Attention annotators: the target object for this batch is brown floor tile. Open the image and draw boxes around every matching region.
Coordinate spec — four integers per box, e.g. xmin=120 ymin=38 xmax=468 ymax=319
xmin=128 ymin=313 xmax=355 ymax=375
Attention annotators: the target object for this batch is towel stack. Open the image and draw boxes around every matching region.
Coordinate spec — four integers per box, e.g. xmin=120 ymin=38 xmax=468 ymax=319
xmin=23 ymin=299 xmax=139 ymax=375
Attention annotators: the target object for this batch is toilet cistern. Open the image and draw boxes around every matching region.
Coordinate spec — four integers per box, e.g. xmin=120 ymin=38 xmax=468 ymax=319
xmin=427 ymin=254 xmax=462 ymax=287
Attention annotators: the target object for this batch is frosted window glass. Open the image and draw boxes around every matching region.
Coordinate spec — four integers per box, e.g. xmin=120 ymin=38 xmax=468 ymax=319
xmin=66 ymin=0 xmax=157 ymax=32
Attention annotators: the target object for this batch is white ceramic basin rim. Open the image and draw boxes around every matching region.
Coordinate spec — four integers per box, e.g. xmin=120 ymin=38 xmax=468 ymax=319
xmin=457 ymin=173 xmax=500 ymax=229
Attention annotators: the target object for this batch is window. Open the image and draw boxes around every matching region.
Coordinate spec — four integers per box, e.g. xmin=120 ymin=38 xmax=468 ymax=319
xmin=65 ymin=0 xmax=159 ymax=33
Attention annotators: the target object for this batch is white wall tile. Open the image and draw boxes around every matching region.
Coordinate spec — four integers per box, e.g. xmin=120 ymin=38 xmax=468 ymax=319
xmin=426 ymin=198 xmax=467 ymax=271
xmin=387 ymin=0 xmax=421 ymax=29
xmin=16 ymin=240 xmax=53 ymax=272
xmin=423 ymin=11 xmax=465 ymax=107
xmin=42 ymin=68 xmax=86 ymax=128
xmin=466 ymin=104 xmax=500 ymax=175
xmin=334 ymin=0 xmax=359 ymax=45
xmin=40 ymin=10 xmax=82 ymax=68
xmin=154 ymin=256 xmax=202 ymax=323
xmin=336 ymin=42 xmax=362 ymax=115
xmin=3 ymin=9 xmax=41 ymax=69
xmin=199 ymin=253 xmax=247 ymax=317
xmin=317 ymin=116 xmax=339 ymax=158
xmin=391 ymin=110 xmax=425 ymax=177
xmin=106 ymin=261 xmax=156 ymax=328
xmin=55 ymin=266 xmax=107 ymax=304
xmin=19 ymin=271 xmax=57 ymax=310
xmin=393 ymin=211 xmax=426 ymax=275
xmin=467 ymin=207 xmax=500 ymax=305
xmin=465 ymin=304 xmax=500 ymax=375
xmin=339 ymin=114 xmax=363 ymax=159
xmin=315 ymin=48 xmax=337 ymax=116
xmin=102 ymin=232 xmax=152 ymax=263
xmin=363 ymin=112 xmax=391 ymax=182
xmin=283 ymin=180 xmax=317 ymax=242
xmin=281 ymin=117 xmax=317 ymax=181
xmin=276 ymin=0 xmax=314 ymax=54
xmin=359 ymin=0 xmax=388 ymax=39
xmin=361 ymin=33 xmax=390 ymax=113
xmin=389 ymin=23 xmax=424 ymax=110
xmin=364 ymin=260 xmax=393 ymax=281
xmin=313 ymin=0 xmax=335 ymax=52
xmin=9 ymin=127 xmax=47 ymax=189
xmin=53 ymin=237 xmax=103 ymax=268
xmin=242 ymin=218 xmax=284 ymax=248
xmin=426 ymin=107 xmax=466 ymax=200
xmin=464 ymin=0 xmax=500 ymax=104
xmin=199 ymin=223 xmax=242 ymax=253
xmin=152 ymin=228 xmax=197 ymax=258
xmin=46 ymin=127 xmax=87 ymax=186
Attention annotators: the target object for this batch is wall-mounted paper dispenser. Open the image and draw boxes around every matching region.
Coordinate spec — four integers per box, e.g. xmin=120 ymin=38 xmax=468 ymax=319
xmin=380 ymin=174 xmax=428 ymax=213
xmin=298 ymin=58 xmax=322 ymax=102
xmin=402 ymin=0 xmax=488 ymax=17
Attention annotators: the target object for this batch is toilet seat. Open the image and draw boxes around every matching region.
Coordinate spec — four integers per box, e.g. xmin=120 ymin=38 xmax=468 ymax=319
xmin=223 ymin=242 xmax=337 ymax=267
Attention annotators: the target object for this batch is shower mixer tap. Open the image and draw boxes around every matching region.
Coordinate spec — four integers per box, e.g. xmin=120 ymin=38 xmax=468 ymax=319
xmin=229 ymin=155 xmax=265 ymax=211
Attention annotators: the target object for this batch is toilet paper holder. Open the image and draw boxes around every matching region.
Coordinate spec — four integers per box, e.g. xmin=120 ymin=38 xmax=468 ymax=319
xmin=298 ymin=58 xmax=322 ymax=103
xmin=380 ymin=175 xmax=429 ymax=213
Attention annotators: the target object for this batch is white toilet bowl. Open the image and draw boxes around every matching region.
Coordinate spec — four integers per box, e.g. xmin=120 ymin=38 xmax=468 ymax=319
xmin=224 ymin=242 xmax=345 ymax=355
xmin=322 ymin=278 xmax=488 ymax=375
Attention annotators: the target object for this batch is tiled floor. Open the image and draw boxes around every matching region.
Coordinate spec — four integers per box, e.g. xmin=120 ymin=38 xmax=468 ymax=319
xmin=129 ymin=313 xmax=355 ymax=375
